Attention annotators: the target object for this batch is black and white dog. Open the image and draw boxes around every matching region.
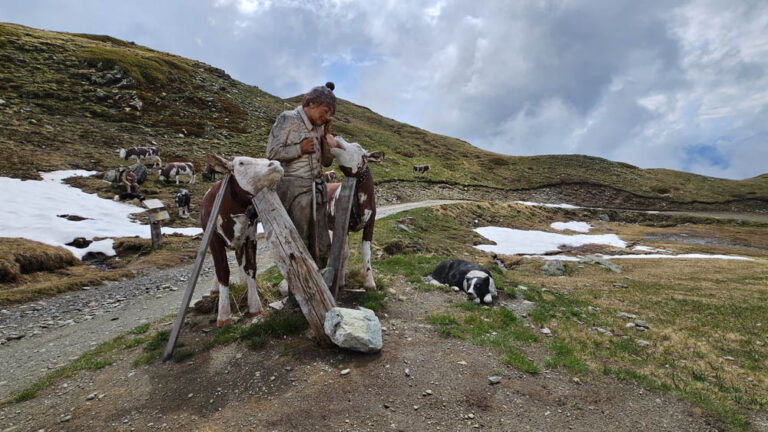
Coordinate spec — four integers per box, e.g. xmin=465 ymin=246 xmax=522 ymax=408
xmin=430 ymin=259 xmax=497 ymax=304
xmin=175 ymin=189 xmax=191 ymax=218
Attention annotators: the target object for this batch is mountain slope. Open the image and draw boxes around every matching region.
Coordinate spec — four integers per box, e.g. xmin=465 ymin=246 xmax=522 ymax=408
xmin=1 ymin=22 xmax=767 ymax=206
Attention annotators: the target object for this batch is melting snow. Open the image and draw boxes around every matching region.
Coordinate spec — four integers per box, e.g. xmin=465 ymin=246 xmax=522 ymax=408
xmin=473 ymin=226 xmax=626 ymax=255
xmin=0 ymin=170 xmax=202 ymax=259
xmin=550 ymin=221 xmax=592 ymax=233
xmin=514 ymin=201 xmax=581 ymax=209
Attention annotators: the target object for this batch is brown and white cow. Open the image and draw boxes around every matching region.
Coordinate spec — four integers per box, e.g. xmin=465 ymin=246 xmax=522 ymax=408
xmin=118 ymin=146 xmax=162 ymax=168
xmin=201 ymin=155 xmax=284 ymax=326
xmin=413 ymin=164 xmax=430 ymax=176
xmin=326 ymin=137 xmax=384 ymax=290
xmin=159 ymin=162 xmax=195 ymax=184
xmin=322 ymin=170 xmax=337 ymax=183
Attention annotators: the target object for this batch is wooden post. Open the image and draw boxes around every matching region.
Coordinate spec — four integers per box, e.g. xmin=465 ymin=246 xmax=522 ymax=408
xmin=327 ymin=177 xmax=356 ymax=297
xmin=163 ymin=174 xmax=231 ymax=361
xmin=252 ymin=189 xmax=336 ymax=345
xmin=143 ymin=199 xmax=170 ymax=250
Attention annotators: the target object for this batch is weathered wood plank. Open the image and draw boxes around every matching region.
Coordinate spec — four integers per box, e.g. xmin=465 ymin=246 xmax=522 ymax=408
xmin=143 ymin=199 xmax=165 ymax=210
xmin=163 ymin=174 xmax=231 ymax=361
xmin=328 ymin=177 xmax=356 ymax=297
xmin=252 ymin=189 xmax=336 ymax=345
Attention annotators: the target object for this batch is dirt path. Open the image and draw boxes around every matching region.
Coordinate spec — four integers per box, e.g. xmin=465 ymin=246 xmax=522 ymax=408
xmin=0 ymin=200 xmax=461 ymax=400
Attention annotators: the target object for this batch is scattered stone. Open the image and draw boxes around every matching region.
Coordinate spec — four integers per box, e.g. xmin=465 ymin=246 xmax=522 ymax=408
xmin=634 ymin=319 xmax=650 ymax=329
xmin=580 ymin=255 xmax=622 ymax=273
xmin=612 ymin=283 xmax=629 ymax=289
xmin=488 ymin=376 xmax=501 ymax=385
xmin=268 ymin=299 xmax=286 ymax=311
xmin=277 ymin=280 xmax=289 ymax=296
xmin=541 ymin=260 xmax=566 ymax=276
xmin=405 ymin=368 xmax=411 ymax=377
xmin=128 ymin=99 xmax=143 ymax=111
xmin=340 ymin=369 xmax=351 ymax=376
xmin=636 ymin=339 xmax=651 ymax=347
xmin=723 ymin=356 xmax=735 ymax=361
xmin=86 ymin=392 xmax=97 ymax=401
xmin=457 ymin=360 xmax=467 ymax=365
xmin=540 ymin=328 xmax=552 ymax=335
xmin=616 ymin=312 xmax=638 ymax=321
xmin=0 ymin=99 xmax=5 ymax=104
xmin=324 ymin=307 xmax=383 ymax=353
xmin=598 ymin=213 xmax=610 ymax=222
xmin=7 ymin=333 xmax=25 ymax=341
xmin=626 ymin=322 xmax=636 ymax=329
xmin=572 ymin=377 xmax=582 ymax=385
xmin=396 ymin=224 xmax=412 ymax=233
xmin=516 ymin=285 xmax=528 ymax=291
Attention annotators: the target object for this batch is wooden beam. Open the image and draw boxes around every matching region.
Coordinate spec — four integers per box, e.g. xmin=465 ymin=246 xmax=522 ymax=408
xmin=252 ymin=189 xmax=336 ymax=345
xmin=163 ymin=174 xmax=231 ymax=361
xmin=327 ymin=177 xmax=356 ymax=297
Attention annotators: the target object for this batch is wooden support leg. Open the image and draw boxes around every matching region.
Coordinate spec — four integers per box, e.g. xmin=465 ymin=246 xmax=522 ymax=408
xmin=163 ymin=174 xmax=231 ymax=361
xmin=252 ymin=189 xmax=336 ymax=345
xmin=327 ymin=177 xmax=356 ymax=297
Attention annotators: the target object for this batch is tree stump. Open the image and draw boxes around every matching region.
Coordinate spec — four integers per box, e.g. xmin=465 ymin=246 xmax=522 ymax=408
xmin=252 ymin=189 xmax=336 ymax=345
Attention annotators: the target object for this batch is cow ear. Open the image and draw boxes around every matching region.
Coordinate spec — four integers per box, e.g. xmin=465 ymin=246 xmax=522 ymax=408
xmin=366 ymin=151 xmax=385 ymax=163
xmin=206 ymin=154 xmax=232 ymax=173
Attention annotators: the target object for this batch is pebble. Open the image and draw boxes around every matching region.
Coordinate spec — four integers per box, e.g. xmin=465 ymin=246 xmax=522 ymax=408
xmin=636 ymin=339 xmax=651 ymax=347
xmin=488 ymin=376 xmax=501 ymax=385
xmin=423 ymin=389 xmax=433 ymax=396
xmin=340 ymin=369 xmax=350 ymax=376
xmin=404 ymin=368 xmax=411 ymax=377
xmin=86 ymin=392 xmax=97 ymax=401
xmin=60 ymin=415 xmax=71 ymax=422
xmin=540 ymin=328 xmax=552 ymax=335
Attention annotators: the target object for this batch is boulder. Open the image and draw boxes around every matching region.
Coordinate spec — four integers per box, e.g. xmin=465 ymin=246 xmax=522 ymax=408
xmin=541 ymin=260 xmax=566 ymax=276
xmin=579 ymin=255 xmax=623 ymax=273
xmin=324 ymin=307 xmax=382 ymax=353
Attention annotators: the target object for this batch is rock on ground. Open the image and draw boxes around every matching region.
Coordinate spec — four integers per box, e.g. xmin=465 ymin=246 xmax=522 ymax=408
xmin=324 ymin=307 xmax=382 ymax=353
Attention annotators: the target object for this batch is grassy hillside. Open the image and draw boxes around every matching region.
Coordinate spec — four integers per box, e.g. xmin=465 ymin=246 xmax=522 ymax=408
xmin=1 ymin=22 xmax=767 ymax=205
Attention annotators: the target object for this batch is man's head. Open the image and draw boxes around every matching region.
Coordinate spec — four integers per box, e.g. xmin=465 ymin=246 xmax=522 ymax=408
xmin=303 ymin=82 xmax=336 ymax=126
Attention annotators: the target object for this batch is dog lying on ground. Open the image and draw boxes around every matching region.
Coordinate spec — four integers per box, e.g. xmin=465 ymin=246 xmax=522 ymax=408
xmin=428 ymin=259 xmax=497 ymax=304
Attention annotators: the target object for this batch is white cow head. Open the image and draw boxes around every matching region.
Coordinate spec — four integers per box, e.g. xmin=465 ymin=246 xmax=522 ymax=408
xmin=331 ymin=136 xmax=384 ymax=177
xmin=206 ymin=154 xmax=283 ymax=194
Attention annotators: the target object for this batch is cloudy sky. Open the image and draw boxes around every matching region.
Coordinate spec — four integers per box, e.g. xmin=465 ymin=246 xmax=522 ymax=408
xmin=3 ymin=0 xmax=767 ymax=179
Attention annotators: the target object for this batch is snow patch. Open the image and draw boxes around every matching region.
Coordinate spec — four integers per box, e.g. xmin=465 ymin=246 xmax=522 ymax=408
xmin=473 ymin=226 xmax=626 ymax=255
xmin=514 ymin=201 xmax=581 ymax=209
xmin=0 ymin=171 xmax=202 ymax=260
xmin=550 ymin=221 xmax=592 ymax=233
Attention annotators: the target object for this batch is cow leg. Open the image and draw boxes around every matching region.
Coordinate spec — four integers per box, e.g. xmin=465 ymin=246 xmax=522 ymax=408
xmin=209 ymin=235 xmax=232 ymax=326
xmin=237 ymin=237 xmax=263 ymax=316
xmin=190 ymin=174 xmax=196 ymax=184
xmin=175 ymin=176 xmax=180 ymax=185
xmin=361 ymin=222 xmax=376 ymax=289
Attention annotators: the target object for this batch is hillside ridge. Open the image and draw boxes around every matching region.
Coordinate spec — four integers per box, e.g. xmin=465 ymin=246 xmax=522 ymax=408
xmin=1 ymin=22 xmax=766 ymax=207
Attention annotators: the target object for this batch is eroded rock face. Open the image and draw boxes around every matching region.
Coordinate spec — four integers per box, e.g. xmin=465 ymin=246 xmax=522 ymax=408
xmin=324 ymin=307 xmax=382 ymax=353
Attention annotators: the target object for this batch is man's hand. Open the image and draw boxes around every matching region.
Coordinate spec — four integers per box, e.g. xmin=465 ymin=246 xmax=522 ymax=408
xmin=299 ymin=136 xmax=316 ymax=155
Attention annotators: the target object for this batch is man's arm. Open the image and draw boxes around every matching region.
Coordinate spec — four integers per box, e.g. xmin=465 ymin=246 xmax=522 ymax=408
xmin=320 ymin=121 xmax=336 ymax=167
xmin=266 ymin=113 xmax=302 ymax=161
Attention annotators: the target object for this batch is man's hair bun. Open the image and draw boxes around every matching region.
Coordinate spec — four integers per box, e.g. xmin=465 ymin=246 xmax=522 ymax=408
xmin=325 ymin=82 xmax=335 ymax=91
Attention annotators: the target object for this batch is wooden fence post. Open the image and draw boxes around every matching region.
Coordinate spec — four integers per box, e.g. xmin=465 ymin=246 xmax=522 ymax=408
xmin=163 ymin=174 xmax=231 ymax=361
xmin=252 ymin=189 xmax=336 ymax=345
xmin=327 ymin=177 xmax=356 ymax=297
xmin=143 ymin=199 xmax=170 ymax=250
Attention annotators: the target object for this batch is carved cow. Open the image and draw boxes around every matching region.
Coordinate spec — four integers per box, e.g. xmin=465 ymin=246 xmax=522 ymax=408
xmin=159 ymin=162 xmax=195 ymax=184
xmin=200 ymin=155 xmax=283 ymax=326
xmin=326 ymin=137 xmax=384 ymax=290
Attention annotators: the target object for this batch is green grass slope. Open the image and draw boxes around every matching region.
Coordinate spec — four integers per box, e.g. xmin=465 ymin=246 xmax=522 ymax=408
xmin=1 ymin=22 xmax=766 ymax=205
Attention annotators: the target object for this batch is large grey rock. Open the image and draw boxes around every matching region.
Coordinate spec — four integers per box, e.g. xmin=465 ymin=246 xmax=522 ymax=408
xmin=277 ymin=279 xmax=289 ymax=296
xmin=541 ymin=260 xmax=566 ymax=276
xmin=579 ymin=255 xmax=623 ymax=273
xmin=324 ymin=307 xmax=382 ymax=353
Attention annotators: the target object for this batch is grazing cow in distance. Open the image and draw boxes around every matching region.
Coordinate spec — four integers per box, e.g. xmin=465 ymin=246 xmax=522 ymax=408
xmin=430 ymin=259 xmax=497 ymax=304
xmin=413 ymin=164 xmax=430 ymax=176
xmin=326 ymin=137 xmax=385 ymax=290
xmin=201 ymin=154 xmax=284 ymax=326
xmin=118 ymin=147 xmax=162 ymax=168
xmin=159 ymin=162 xmax=195 ymax=184
xmin=201 ymin=164 xmax=217 ymax=182
xmin=175 ymin=189 xmax=191 ymax=218
xmin=322 ymin=170 xmax=337 ymax=183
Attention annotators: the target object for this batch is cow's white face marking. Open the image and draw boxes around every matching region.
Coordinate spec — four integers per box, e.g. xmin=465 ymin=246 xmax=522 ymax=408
xmin=231 ymin=157 xmax=283 ymax=194
xmin=331 ymin=137 xmax=366 ymax=174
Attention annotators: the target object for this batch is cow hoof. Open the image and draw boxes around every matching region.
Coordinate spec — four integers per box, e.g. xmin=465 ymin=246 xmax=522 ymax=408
xmin=216 ymin=318 xmax=232 ymax=327
xmin=245 ymin=310 xmax=264 ymax=318
xmin=364 ymin=284 xmax=377 ymax=291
